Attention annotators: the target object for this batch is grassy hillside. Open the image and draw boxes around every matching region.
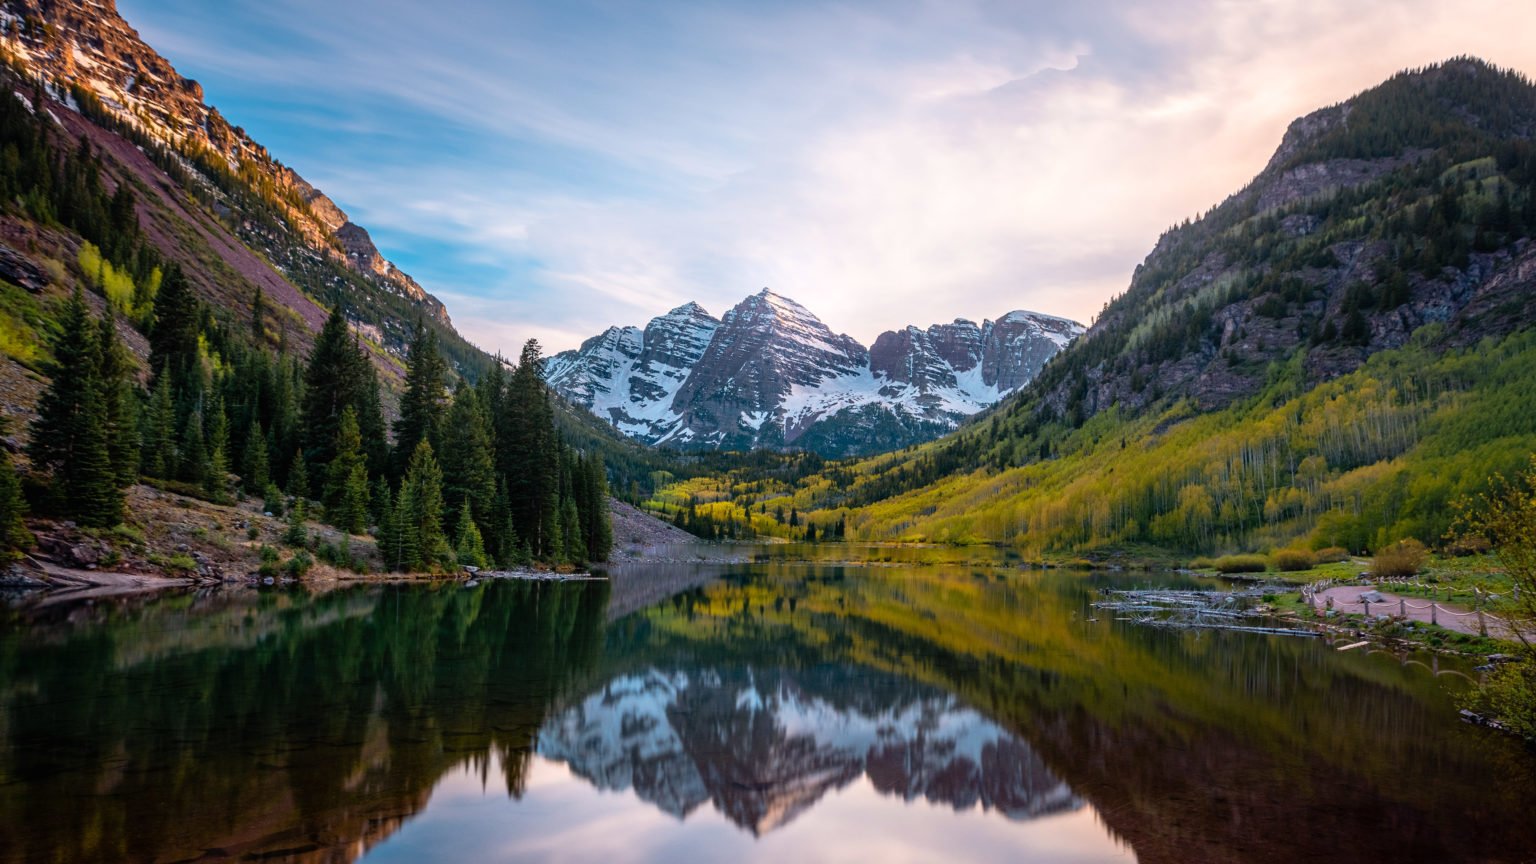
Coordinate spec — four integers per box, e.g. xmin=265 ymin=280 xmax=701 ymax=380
xmin=641 ymin=58 xmax=1536 ymax=556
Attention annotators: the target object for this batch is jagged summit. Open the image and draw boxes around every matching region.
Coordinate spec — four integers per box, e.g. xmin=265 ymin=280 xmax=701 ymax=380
xmin=545 ymin=290 xmax=1083 ymax=456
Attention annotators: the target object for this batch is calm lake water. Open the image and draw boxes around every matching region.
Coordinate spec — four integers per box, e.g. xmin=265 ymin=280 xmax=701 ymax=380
xmin=2 ymin=545 xmax=1533 ymax=863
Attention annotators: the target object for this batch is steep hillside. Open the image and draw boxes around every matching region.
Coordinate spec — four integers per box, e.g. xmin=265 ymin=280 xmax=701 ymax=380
xmin=0 ymin=0 xmax=688 ymax=513
xmin=0 ymin=0 xmax=454 ymax=356
xmin=546 ymin=288 xmax=1081 ymax=457
xmin=648 ymin=58 xmax=1536 ymax=554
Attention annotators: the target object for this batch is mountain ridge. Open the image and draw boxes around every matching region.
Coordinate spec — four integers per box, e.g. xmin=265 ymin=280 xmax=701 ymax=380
xmin=640 ymin=57 xmax=1536 ymax=554
xmin=0 ymin=0 xmax=451 ymax=347
xmin=545 ymin=288 xmax=1082 ymax=457
xmin=0 ymin=0 xmax=688 ymax=508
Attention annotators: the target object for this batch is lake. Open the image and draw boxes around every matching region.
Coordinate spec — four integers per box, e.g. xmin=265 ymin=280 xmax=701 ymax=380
xmin=2 ymin=545 xmax=1533 ymax=863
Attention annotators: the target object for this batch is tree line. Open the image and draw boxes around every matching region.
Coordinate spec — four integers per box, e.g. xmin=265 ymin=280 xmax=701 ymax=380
xmin=0 ymin=73 xmax=611 ymax=569
xmin=6 ymin=270 xmax=611 ymax=568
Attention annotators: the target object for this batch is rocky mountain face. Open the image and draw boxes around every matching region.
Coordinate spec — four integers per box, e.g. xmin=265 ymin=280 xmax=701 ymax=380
xmin=544 ymin=289 xmax=1082 ymax=457
xmin=538 ymin=667 xmax=1079 ymax=835
xmin=1022 ymin=58 xmax=1536 ymax=424
xmin=0 ymin=0 xmax=449 ymax=327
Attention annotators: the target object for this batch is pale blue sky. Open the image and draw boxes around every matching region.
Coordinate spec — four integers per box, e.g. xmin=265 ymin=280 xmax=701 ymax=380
xmin=119 ymin=0 xmax=1536 ymax=355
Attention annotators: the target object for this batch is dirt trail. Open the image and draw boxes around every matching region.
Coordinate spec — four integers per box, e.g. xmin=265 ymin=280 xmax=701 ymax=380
xmin=1314 ymin=585 xmax=1520 ymax=640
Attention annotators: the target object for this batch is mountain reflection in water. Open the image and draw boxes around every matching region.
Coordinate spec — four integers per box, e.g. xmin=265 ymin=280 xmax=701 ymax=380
xmin=2 ymin=555 xmax=1534 ymax=864
xmin=539 ymin=667 xmax=1079 ymax=833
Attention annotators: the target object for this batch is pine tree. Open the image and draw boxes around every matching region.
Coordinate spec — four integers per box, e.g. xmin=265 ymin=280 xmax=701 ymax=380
xmin=342 ymin=464 xmax=370 ymax=536
xmin=282 ymin=496 xmax=308 ymax=547
xmin=28 ymin=287 xmax=120 ymax=526
xmin=376 ymin=483 xmax=403 ymax=570
xmin=354 ymin=356 xmax=389 ymax=476
xmin=301 ymin=306 xmax=381 ymax=474
xmin=582 ymin=456 xmax=613 ymax=561
xmin=559 ymin=495 xmax=584 ymax=563
xmin=140 ymin=368 xmax=176 ymax=478
xmin=502 ymin=340 xmax=559 ymax=556
xmin=288 ymin=448 xmax=310 ymax=504
xmin=546 ymin=489 xmax=564 ymax=562
xmin=148 ymin=263 xmax=200 ymax=391
xmin=269 ymin=357 xmax=301 ymax=485
xmin=324 ymin=405 xmax=368 ymax=530
xmin=455 ymin=502 xmax=488 ymax=569
xmin=179 ymin=406 xmax=206 ymax=487
xmin=242 ymin=423 xmax=269 ymax=494
xmin=398 ymin=439 xmax=447 ymax=571
xmin=370 ymin=474 xmax=392 ymax=526
xmin=263 ymin=482 xmax=284 ymax=518
xmin=440 ymin=383 xmax=495 ymax=533
xmin=394 ymin=484 xmax=421 ymax=571
xmin=96 ymin=304 xmax=138 ymax=488
xmin=489 ymin=477 xmax=514 ymax=565
xmin=204 ymin=391 xmax=229 ymax=501
xmin=391 ymin=322 xmax=448 ymax=481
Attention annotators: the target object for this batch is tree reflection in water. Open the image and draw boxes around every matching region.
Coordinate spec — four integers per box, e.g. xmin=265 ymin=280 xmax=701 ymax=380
xmin=0 ymin=563 xmax=1532 ymax=864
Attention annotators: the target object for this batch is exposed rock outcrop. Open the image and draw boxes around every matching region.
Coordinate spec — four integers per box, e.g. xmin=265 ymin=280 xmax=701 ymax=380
xmin=546 ymin=289 xmax=1083 ymax=456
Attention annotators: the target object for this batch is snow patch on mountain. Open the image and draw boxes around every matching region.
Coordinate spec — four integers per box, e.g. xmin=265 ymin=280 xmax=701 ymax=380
xmin=546 ymin=289 xmax=1083 ymax=456
xmin=538 ymin=667 xmax=1081 ymax=833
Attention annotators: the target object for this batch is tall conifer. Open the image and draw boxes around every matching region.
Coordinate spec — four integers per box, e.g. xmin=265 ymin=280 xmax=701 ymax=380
xmin=392 ymin=323 xmax=448 ymax=481
xmin=96 ymin=304 xmax=138 ymax=487
xmin=141 ymin=368 xmax=176 ymax=478
xmin=301 ymin=307 xmax=381 ymax=473
xmin=455 ymin=502 xmax=488 ymax=568
xmin=148 ymin=263 xmax=199 ymax=391
xmin=324 ymin=406 xmax=369 ymax=534
xmin=441 ymin=383 xmax=495 ymax=533
xmin=243 ymin=423 xmax=269 ymax=494
xmin=29 ymin=287 xmax=120 ymax=526
xmin=398 ymin=439 xmax=447 ymax=571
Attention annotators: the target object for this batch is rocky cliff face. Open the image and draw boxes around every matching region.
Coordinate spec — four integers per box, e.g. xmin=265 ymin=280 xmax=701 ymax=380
xmin=545 ymin=289 xmax=1082 ymax=456
xmin=538 ymin=667 xmax=1080 ymax=835
xmin=1026 ymin=58 xmax=1536 ymax=424
xmin=0 ymin=0 xmax=449 ymax=324
xmin=543 ymin=302 xmax=721 ymax=442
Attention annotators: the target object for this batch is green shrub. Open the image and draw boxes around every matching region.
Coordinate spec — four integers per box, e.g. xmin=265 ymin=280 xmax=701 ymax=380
xmin=263 ymin=483 xmax=285 ymax=517
xmin=317 ymin=538 xmax=359 ymax=571
xmin=110 ymin=523 xmax=146 ymax=545
xmin=257 ymin=544 xmax=281 ymax=579
xmin=1273 ymin=548 xmax=1317 ymax=572
xmin=284 ymin=550 xmax=313 ymax=579
xmin=151 ymin=552 xmax=197 ymax=573
xmin=1188 ymin=556 xmax=1216 ymax=570
xmin=1370 ymin=538 xmax=1428 ymax=578
xmin=282 ymin=503 xmax=308 ymax=547
xmin=1314 ymin=546 xmax=1350 ymax=563
xmin=1213 ymin=554 xmax=1268 ymax=574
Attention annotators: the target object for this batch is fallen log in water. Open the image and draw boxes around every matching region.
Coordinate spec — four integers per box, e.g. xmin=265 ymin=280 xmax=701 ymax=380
xmin=1093 ymin=585 xmax=1317 ymax=637
xmin=1142 ymin=620 xmax=1319 ymax=637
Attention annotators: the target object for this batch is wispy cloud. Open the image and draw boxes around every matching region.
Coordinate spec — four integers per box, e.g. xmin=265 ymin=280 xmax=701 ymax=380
xmin=121 ymin=0 xmax=1536 ymax=354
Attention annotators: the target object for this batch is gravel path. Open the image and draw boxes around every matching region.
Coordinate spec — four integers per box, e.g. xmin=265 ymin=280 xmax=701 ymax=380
xmin=1315 ymin=585 xmax=1518 ymax=639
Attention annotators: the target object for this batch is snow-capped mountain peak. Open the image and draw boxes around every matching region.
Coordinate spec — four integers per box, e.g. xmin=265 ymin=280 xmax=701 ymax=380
xmin=538 ymin=667 xmax=1081 ymax=835
xmin=545 ymin=291 xmax=1083 ymax=457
